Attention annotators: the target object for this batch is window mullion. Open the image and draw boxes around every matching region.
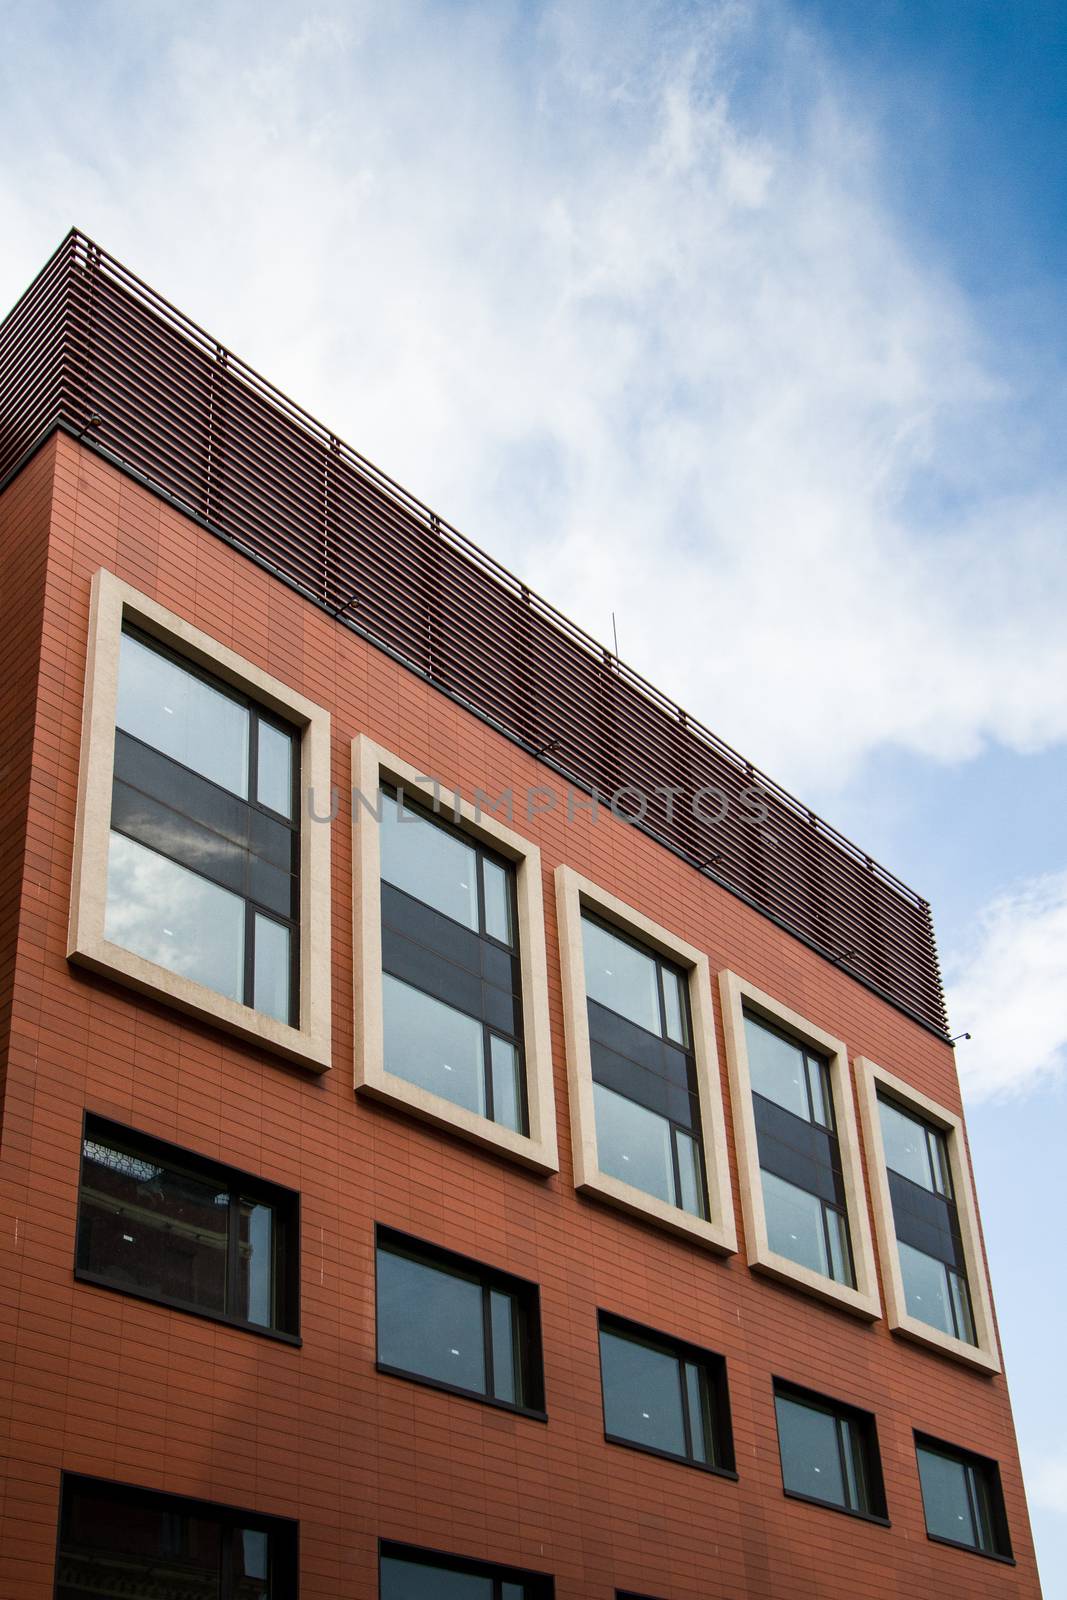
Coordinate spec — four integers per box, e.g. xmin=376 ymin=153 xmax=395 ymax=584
xmin=225 ymin=1192 xmax=241 ymax=1321
xmin=678 ymin=1357 xmax=694 ymax=1462
xmin=482 ymin=1283 xmax=496 ymax=1401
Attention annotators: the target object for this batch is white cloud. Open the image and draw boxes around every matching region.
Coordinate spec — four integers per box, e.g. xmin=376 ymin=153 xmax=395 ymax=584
xmin=2 ymin=0 xmax=1067 ymax=793
xmin=1029 ymin=1453 xmax=1067 ymax=1517
xmin=946 ymin=871 xmax=1067 ymax=1101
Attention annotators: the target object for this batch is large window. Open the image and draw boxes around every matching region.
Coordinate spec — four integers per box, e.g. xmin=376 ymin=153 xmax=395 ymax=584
xmin=773 ymin=1382 xmax=887 ymax=1522
xmin=379 ymin=788 xmax=525 ymax=1132
xmin=69 ymin=570 xmax=332 ymax=1072
xmin=915 ymin=1436 xmax=1012 ymax=1560
xmin=108 ymin=626 xmax=299 ymax=1024
xmin=376 ymin=1228 xmax=545 ymax=1415
xmin=582 ymin=914 xmax=706 ymax=1218
xmin=554 ymin=867 xmax=735 ymax=1253
xmin=75 ymin=1116 xmax=299 ymax=1339
xmin=856 ymin=1057 xmax=999 ymax=1370
xmin=352 ymin=736 xmax=557 ymax=1173
xmin=597 ymin=1314 xmax=735 ymax=1476
xmin=878 ymin=1095 xmax=975 ymax=1343
xmin=718 ymin=972 xmax=880 ymax=1319
xmin=380 ymin=1543 xmax=553 ymax=1598
xmin=55 ymin=1475 xmax=297 ymax=1600
xmin=744 ymin=1011 xmax=854 ymax=1286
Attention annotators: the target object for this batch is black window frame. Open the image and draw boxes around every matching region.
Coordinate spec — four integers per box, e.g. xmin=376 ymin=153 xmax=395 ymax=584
xmin=75 ymin=1112 xmax=301 ymax=1344
xmin=772 ymin=1379 xmax=889 ymax=1525
xmin=112 ymin=623 xmax=302 ymax=1025
xmin=379 ymin=1539 xmax=554 ymax=1598
xmin=597 ymin=1311 xmax=736 ymax=1479
xmin=582 ymin=910 xmax=709 ymax=1218
xmin=378 ymin=784 xmax=528 ymax=1133
xmin=375 ymin=1225 xmax=546 ymax=1420
xmin=55 ymin=1472 xmax=299 ymax=1600
xmin=914 ymin=1432 xmax=1014 ymax=1563
xmin=744 ymin=1007 xmax=856 ymax=1288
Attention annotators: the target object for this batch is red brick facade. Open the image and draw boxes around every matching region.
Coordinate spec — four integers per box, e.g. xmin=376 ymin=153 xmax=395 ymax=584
xmin=0 ymin=432 xmax=1041 ymax=1597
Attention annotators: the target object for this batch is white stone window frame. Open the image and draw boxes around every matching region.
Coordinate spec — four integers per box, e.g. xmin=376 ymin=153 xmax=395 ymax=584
xmin=718 ymin=970 xmax=881 ymax=1319
xmin=856 ymin=1056 xmax=1001 ymax=1373
xmin=555 ymin=865 xmax=736 ymax=1253
xmin=68 ymin=568 xmax=333 ymax=1073
xmin=352 ymin=735 xmax=558 ymax=1174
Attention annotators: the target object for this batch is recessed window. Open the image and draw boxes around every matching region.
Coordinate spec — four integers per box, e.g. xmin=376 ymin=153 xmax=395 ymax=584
xmin=378 ymin=786 xmax=527 ymax=1132
xmin=75 ymin=1116 xmax=299 ymax=1339
xmin=582 ymin=914 xmax=707 ymax=1218
xmin=353 ymin=737 xmax=557 ymax=1171
xmin=744 ymin=1011 xmax=854 ymax=1286
xmin=878 ymin=1096 xmax=976 ymax=1344
xmin=380 ymin=1542 xmax=553 ymax=1598
xmin=773 ymin=1382 xmax=887 ymax=1521
xmin=376 ymin=1228 xmax=544 ymax=1415
xmin=915 ymin=1435 xmax=1012 ymax=1560
xmin=597 ymin=1314 xmax=735 ymax=1475
xmin=107 ymin=626 xmax=299 ymax=1024
xmin=55 ymin=1474 xmax=297 ymax=1600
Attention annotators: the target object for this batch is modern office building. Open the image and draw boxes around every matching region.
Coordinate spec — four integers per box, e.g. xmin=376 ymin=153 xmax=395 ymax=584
xmin=0 ymin=230 xmax=1041 ymax=1597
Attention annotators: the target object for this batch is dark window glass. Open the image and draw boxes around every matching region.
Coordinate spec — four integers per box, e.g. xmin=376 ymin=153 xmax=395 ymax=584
xmin=598 ymin=1315 xmax=734 ymax=1474
xmin=744 ymin=1011 xmax=854 ymax=1286
xmin=378 ymin=788 xmax=526 ymax=1132
xmin=773 ymin=1383 xmax=886 ymax=1519
xmin=76 ymin=1117 xmax=298 ymax=1338
xmin=582 ymin=914 xmax=706 ymax=1218
xmin=376 ymin=1229 xmax=544 ymax=1414
xmin=380 ymin=1543 xmax=553 ymax=1598
xmin=55 ymin=1474 xmax=297 ymax=1600
xmin=916 ymin=1436 xmax=1012 ymax=1559
xmin=878 ymin=1095 xmax=976 ymax=1344
xmin=107 ymin=627 xmax=299 ymax=1024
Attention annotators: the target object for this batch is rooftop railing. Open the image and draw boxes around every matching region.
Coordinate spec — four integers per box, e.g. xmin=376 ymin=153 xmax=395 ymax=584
xmin=0 ymin=229 xmax=948 ymax=1037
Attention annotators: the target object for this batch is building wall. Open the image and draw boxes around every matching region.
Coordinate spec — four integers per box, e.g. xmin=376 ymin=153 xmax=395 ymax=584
xmin=0 ymin=432 xmax=1041 ymax=1598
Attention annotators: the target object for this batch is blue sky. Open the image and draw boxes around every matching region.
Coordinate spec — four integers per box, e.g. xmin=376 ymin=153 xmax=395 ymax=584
xmin=2 ymin=0 xmax=1065 ymax=1586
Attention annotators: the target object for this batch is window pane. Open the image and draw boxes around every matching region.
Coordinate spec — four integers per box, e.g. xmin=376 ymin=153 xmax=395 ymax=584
xmin=582 ymin=917 xmax=661 ymax=1035
xmin=490 ymin=1034 xmax=523 ymax=1133
xmin=383 ymin=973 xmax=486 ymax=1116
xmin=482 ymin=857 xmax=513 ymax=946
xmin=594 ymin=1082 xmax=674 ymax=1206
xmin=949 ymin=1269 xmax=977 ymax=1345
xmin=917 ymin=1446 xmax=980 ymax=1548
xmin=377 ymin=1247 xmax=486 ymax=1395
xmin=235 ymin=1528 xmax=271 ymax=1600
xmin=899 ymin=1240 xmax=957 ymax=1336
xmin=825 ymin=1205 xmax=853 ymax=1287
xmin=490 ymin=1288 xmax=518 ymax=1405
xmin=238 ymin=1201 xmax=274 ymax=1328
xmin=600 ymin=1327 xmax=687 ymax=1458
xmin=775 ymin=1394 xmax=847 ymax=1508
xmin=253 ymin=913 xmax=291 ymax=1024
xmin=762 ymin=1170 xmax=831 ymax=1277
xmin=57 ymin=1484 xmax=222 ymax=1600
xmin=745 ymin=1016 xmax=810 ymax=1120
xmin=256 ymin=719 xmax=294 ymax=818
xmin=675 ymin=1130 xmax=706 ymax=1219
xmin=879 ymin=1098 xmax=937 ymax=1189
xmin=380 ymin=1555 xmax=494 ymax=1599
xmin=661 ymin=968 xmax=687 ymax=1045
xmin=379 ymin=792 xmax=479 ymax=929
xmin=684 ymin=1361 xmax=709 ymax=1464
xmin=106 ymin=831 xmax=245 ymax=1002
xmin=806 ymin=1056 xmax=831 ymax=1128
xmin=117 ymin=630 xmax=249 ymax=797
xmin=77 ymin=1135 xmax=228 ymax=1315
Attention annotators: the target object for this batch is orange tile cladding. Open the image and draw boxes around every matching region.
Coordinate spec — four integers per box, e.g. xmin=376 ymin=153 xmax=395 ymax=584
xmin=0 ymin=431 xmax=1042 ymax=1598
